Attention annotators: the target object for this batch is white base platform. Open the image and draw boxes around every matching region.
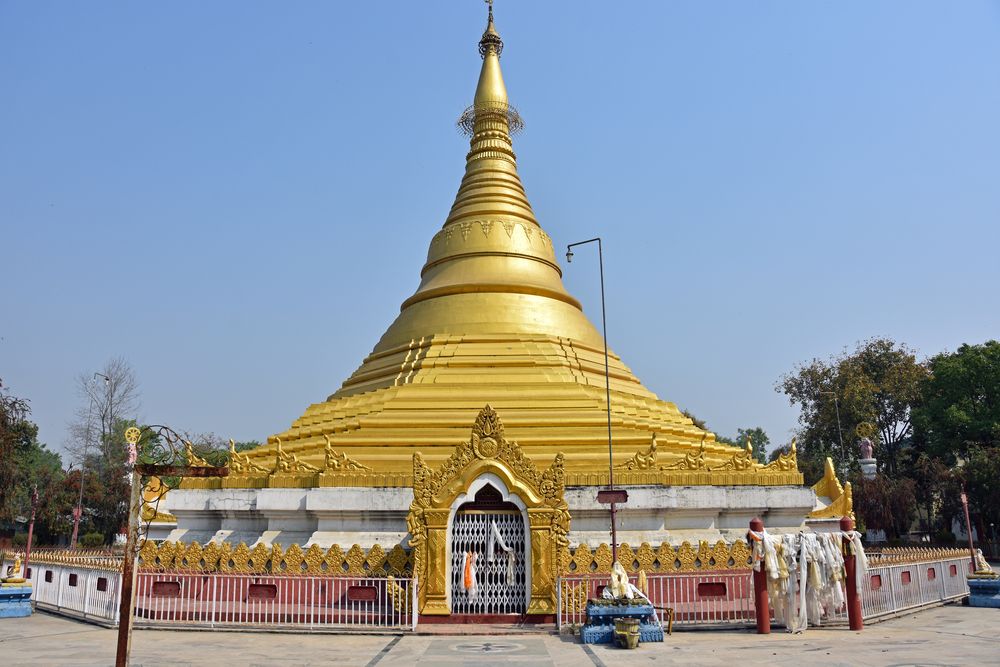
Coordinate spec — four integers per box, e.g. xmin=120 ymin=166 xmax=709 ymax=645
xmin=160 ymin=484 xmax=819 ymax=548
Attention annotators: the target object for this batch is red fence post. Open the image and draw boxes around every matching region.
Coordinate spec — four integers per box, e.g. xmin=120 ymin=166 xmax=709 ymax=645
xmin=748 ymin=517 xmax=770 ymax=634
xmin=841 ymin=516 xmax=864 ymax=631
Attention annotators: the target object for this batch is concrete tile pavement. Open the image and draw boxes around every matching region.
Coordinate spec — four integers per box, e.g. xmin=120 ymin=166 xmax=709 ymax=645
xmin=1 ymin=604 xmax=998 ymax=666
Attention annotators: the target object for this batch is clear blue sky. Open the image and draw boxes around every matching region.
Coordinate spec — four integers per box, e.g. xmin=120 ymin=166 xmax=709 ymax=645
xmin=3 ymin=1 xmax=999 ymax=458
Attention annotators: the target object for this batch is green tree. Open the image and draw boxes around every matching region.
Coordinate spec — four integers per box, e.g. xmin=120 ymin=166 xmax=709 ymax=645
xmin=903 ymin=452 xmax=956 ymax=536
xmin=234 ymin=440 xmax=261 ymax=452
xmin=912 ymin=340 xmax=1000 ymax=460
xmin=963 ymin=446 xmax=1000 ymax=535
xmin=0 ymin=379 xmax=31 ymax=522
xmin=735 ymin=427 xmax=770 ymax=464
xmin=11 ymin=423 xmax=75 ymax=543
xmin=777 ymin=337 xmax=928 ymax=478
xmin=910 ymin=341 xmax=1000 ymax=536
xmin=852 ymin=474 xmax=918 ymax=539
xmin=81 ymin=417 xmax=135 ymax=542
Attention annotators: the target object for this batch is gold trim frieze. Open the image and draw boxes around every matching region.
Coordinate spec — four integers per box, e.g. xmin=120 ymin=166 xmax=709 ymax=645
xmin=136 ymin=540 xmax=413 ymax=576
xmin=428 ymin=219 xmax=553 ymax=253
xmin=183 ymin=462 xmax=803 ymax=491
xmin=564 ymin=540 xmax=753 ymax=576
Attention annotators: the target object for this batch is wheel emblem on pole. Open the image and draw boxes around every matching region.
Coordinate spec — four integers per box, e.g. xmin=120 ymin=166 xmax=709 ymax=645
xmin=125 ymin=427 xmax=141 ymax=445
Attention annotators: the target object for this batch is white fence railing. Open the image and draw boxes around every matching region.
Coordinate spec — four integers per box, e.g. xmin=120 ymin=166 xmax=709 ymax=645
xmin=1 ymin=558 xmax=122 ymax=625
xmin=860 ymin=556 xmax=970 ymax=621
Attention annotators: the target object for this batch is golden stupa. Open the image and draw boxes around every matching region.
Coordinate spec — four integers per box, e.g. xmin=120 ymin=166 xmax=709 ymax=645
xmin=194 ymin=7 xmax=801 ymax=493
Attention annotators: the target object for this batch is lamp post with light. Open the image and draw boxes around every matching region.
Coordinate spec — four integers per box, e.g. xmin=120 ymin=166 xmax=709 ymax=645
xmin=70 ymin=377 xmax=99 ymax=548
xmin=819 ymin=390 xmax=846 ymax=474
xmin=566 ymin=237 xmax=625 ymax=562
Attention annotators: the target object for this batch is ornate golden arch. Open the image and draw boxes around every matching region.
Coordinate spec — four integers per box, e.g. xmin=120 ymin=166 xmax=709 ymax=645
xmin=406 ymin=405 xmax=570 ymax=615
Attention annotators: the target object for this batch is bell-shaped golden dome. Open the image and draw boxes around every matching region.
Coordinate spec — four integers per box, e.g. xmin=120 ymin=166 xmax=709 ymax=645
xmin=227 ymin=8 xmax=800 ymax=490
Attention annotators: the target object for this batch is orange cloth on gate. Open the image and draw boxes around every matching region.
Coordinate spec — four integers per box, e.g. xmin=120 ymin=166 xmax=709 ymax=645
xmin=464 ymin=552 xmax=474 ymax=590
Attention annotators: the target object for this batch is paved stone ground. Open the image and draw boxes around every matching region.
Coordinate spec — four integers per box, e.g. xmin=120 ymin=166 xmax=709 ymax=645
xmin=1 ymin=604 xmax=998 ymax=666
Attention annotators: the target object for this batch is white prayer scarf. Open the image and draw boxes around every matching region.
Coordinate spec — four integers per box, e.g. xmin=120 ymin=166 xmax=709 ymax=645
xmin=843 ymin=530 xmax=868 ymax=591
xmin=487 ymin=520 xmax=516 ymax=586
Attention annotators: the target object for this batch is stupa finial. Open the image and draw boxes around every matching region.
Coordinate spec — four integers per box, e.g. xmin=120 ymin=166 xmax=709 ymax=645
xmin=479 ymin=0 xmax=503 ymax=59
xmin=458 ymin=1 xmax=523 ymax=136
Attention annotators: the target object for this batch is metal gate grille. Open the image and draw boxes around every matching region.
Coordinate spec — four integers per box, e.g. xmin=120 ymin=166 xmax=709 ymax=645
xmin=450 ymin=510 xmax=526 ymax=614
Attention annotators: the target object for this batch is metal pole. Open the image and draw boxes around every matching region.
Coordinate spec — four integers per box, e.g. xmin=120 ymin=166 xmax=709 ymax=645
xmin=566 ymin=237 xmax=618 ymax=562
xmin=71 ymin=391 xmax=95 ymax=549
xmin=115 ymin=467 xmax=141 ymax=666
xmin=22 ymin=485 xmax=39 ymax=578
xmin=961 ymin=488 xmax=976 ymax=573
xmin=821 ymin=391 xmax=846 ymax=473
xmin=833 ymin=397 xmax=844 ymax=468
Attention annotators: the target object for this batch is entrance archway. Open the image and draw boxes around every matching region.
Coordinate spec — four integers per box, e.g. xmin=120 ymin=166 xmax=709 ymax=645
xmin=406 ymin=405 xmax=570 ymax=616
xmin=448 ymin=477 xmax=529 ymax=614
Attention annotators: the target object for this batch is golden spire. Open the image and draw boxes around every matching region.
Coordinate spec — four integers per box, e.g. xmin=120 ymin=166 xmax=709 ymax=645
xmin=190 ymin=6 xmax=804 ymax=493
xmin=369 ymin=0 xmax=589 ymax=356
xmin=475 ymin=1 xmax=507 ymax=106
xmin=211 ymin=4 xmax=803 ymax=493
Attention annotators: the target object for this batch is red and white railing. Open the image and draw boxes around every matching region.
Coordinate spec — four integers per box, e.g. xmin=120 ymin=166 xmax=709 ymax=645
xmin=557 ymin=556 xmax=972 ymax=631
xmin=3 ymin=554 xmax=416 ymax=631
xmin=558 ymin=570 xmax=755 ymax=629
xmin=133 ymin=572 xmax=417 ymax=631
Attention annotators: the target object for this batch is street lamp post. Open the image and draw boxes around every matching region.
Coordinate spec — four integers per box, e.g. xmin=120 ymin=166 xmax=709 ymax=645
xmin=820 ymin=391 xmax=846 ymax=474
xmin=960 ymin=486 xmax=977 ymax=573
xmin=71 ymin=380 xmax=98 ymax=548
xmin=94 ymin=372 xmax=112 ymax=448
xmin=566 ymin=237 xmax=622 ymax=562
xmin=22 ymin=484 xmax=39 ymax=578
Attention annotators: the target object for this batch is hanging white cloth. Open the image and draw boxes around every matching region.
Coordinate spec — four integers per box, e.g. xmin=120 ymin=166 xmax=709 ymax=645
xmin=793 ymin=534 xmax=809 ymax=632
xmin=775 ymin=531 xmax=858 ymax=633
xmin=487 ymin=520 xmax=516 ymax=586
xmin=844 ymin=530 xmax=868 ymax=590
xmin=748 ymin=528 xmax=779 ymax=579
xmin=461 ymin=551 xmax=478 ymax=600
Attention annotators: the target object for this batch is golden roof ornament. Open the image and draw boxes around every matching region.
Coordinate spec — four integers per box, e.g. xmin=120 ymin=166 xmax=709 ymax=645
xmin=323 ymin=435 xmax=372 ymax=472
xmin=479 ymin=0 xmax=503 ymax=58
xmin=273 ymin=437 xmax=320 ymax=474
xmin=184 ymin=440 xmax=212 ymax=467
xmin=458 ymin=0 xmax=523 ymax=136
xmin=227 ymin=439 xmax=269 ymax=475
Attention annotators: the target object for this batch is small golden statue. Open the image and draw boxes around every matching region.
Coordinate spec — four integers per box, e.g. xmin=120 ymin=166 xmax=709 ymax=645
xmin=2 ymin=555 xmax=28 ymax=585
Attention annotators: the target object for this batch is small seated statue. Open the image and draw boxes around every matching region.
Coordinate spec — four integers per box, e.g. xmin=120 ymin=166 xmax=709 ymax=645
xmin=2 ymin=555 xmax=27 ymax=584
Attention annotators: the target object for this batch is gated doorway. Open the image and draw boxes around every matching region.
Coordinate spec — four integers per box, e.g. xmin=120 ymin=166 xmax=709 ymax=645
xmin=449 ymin=483 xmax=527 ymax=614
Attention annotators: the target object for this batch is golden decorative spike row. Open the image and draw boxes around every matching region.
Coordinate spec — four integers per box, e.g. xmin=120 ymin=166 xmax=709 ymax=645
xmin=1 ymin=548 xmax=123 ymax=573
xmin=867 ymin=547 xmax=971 ymax=565
xmin=564 ymin=540 xmax=754 ymax=576
xmin=136 ymin=540 xmax=413 ymax=577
